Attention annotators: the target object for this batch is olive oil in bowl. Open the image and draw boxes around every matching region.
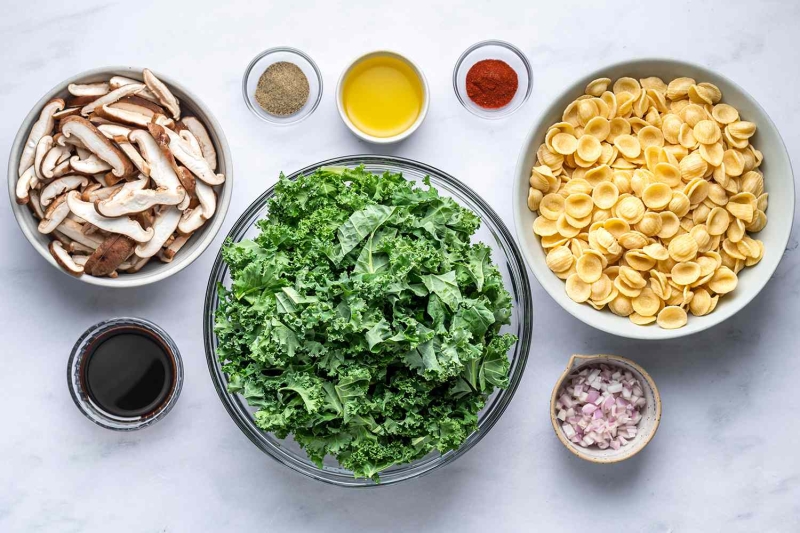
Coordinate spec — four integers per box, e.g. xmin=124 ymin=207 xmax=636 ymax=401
xmin=338 ymin=52 xmax=428 ymax=143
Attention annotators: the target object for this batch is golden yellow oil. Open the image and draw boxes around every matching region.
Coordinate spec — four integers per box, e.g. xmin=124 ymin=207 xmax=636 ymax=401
xmin=342 ymin=55 xmax=424 ymax=138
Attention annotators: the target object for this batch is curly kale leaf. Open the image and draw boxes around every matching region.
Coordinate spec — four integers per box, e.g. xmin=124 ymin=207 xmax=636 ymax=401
xmin=214 ymin=167 xmax=516 ymax=481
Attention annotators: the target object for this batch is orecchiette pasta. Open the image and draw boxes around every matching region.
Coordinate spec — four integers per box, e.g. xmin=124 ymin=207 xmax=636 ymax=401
xmin=528 ymin=76 xmax=767 ymax=329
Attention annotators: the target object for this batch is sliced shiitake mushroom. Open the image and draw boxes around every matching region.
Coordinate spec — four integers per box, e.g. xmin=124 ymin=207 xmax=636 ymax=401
xmin=135 ymin=206 xmax=182 ymax=258
xmin=16 ymin=166 xmax=36 ymax=205
xmin=19 ymin=99 xmax=64 ymax=176
xmin=40 ymin=175 xmax=89 ymax=206
xmin=109 ymin=76 xmax=159 ymax=103
xmin=181 ymin=117 xmax=216 ymax=171
xmin=143 ymin=69 xmax=180 ymax=120
xmin=60 ymin=116 xmax=134 ymax=178
xmin=66 ymin=191 xmax=154 ymax=242
xmin=69 ymin=153 xmax=112 ymax=175
xmin=34 ymin=135 xmax=54 ymax=181
xmin=55 ymin=219 xmax=103 ymax=249
xmin=84 ymin=233 xmax=136 ymax=277
xmin=68 ymin=82 xmax=110 ymax=97
xmin=49 ymin=241 xmax=84 ymax=276
xmin=38 ymin=194 xmax=70 ymax=234
xmin=80 ymin=83 xmax=145 ymax=116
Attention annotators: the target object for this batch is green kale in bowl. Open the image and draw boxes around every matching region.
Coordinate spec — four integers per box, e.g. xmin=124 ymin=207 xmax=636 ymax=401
xmin=214 ymin=166 xmax=516 ymax=481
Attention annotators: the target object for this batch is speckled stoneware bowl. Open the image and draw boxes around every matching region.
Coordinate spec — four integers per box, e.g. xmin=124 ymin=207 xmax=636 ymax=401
xmin=8 ymin=66 xmax=232 ymax=288
xmin=550 ymin=354 xmax=661 ymax=463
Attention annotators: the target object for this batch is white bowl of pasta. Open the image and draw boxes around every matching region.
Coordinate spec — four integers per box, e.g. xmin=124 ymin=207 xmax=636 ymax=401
xmin=513 ymin=58 xmax=794 ymax=339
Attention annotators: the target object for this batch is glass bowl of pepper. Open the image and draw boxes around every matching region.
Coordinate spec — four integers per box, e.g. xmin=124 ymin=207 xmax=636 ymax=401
xmin=453 ymin=40 xmax=533 ymax=119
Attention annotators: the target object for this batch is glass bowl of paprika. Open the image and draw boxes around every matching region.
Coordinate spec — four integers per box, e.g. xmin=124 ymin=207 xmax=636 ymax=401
xmin=453 ymin=40 xmax=533 ymax=119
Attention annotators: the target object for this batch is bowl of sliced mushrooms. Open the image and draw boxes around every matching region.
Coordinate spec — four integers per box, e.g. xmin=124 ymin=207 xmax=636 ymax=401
xmin=8 ymin=66 xmax=232 ymax=287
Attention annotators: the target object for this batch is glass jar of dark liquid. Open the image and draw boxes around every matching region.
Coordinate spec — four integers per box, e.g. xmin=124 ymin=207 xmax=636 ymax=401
xmin=68 ymin=317 xmax=184 ymax=430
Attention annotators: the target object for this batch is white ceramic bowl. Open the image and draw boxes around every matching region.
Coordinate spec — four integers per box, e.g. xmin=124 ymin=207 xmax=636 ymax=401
xmin=513 ymin=58 xmax=794 ymax=339
xmin=550 ymin=354 xmax=661 ymax=463
xmin=336 ymin=50 xmax=429 ymax=144
xmin=8 ymin=66 xmax=232 ymax=288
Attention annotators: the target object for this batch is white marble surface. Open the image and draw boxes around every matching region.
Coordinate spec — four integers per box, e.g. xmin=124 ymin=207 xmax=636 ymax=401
xmin=1 ymin=0 xmax=799 ymax=531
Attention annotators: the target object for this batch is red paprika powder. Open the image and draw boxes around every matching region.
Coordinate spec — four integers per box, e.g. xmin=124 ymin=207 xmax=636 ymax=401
xmin=466 ymin=59 xmax=519 ymax=109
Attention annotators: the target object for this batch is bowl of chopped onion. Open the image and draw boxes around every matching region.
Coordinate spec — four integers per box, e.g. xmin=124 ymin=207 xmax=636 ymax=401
xmin=550 ymin=354 xmax=661 ymax=463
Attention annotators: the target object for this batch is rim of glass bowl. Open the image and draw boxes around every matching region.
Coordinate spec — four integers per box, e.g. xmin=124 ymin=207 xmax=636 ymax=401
xmin=452 ymin=39 xmax=533 ymax=119
xmin=203 ymin=155 xmax=533 ymax=487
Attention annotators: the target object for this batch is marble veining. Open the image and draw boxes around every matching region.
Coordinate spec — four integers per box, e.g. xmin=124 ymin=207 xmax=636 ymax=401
xmin=1 ymin=0 xmax=799 ymax=531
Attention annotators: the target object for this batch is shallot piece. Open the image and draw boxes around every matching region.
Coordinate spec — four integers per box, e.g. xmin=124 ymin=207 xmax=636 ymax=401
xmin=555 ymin=364 xmax=645 ymax=451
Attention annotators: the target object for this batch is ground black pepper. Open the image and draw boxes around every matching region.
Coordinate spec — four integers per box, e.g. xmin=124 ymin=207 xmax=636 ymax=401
xmin=255 ymin=62 xmax=310 ymax=116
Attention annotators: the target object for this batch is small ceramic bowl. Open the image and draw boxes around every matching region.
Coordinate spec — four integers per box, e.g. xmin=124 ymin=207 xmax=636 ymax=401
xmin=453 ymin=40 xmax=533 ymax=119
xmin=550 ymin=354 xmax=661 ymax=463
xmin=336 ymin=50 xmax=429 ymax=144
xmin=8 ymin=66 xmax=233 ymax=288
xmin=242 ymin=47 xmax=323 ymax=125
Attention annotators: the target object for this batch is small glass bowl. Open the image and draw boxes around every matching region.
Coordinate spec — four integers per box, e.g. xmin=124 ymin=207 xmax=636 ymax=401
xmin=453 ymin=40 xmax=533 ymax=119
xmin=67 ymin=317 xmax=184 ymax=431
xmin=242 ymin=47 xmax=323 ymax=125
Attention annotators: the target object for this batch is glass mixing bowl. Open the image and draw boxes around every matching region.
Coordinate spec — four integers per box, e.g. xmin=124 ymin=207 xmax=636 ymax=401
xmin=203 ymin=155 xmax=533 ymax=487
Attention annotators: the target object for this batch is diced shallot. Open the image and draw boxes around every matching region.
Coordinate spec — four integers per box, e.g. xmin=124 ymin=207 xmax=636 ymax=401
xmin=555 ymin=363 xmax=647 ymax=452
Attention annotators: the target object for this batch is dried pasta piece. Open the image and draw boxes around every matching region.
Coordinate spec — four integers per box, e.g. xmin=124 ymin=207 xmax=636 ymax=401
xmin=637 ymin=126 xmax=664 ymax=149
xmin=726 ymin=192 xmax=756 ymax=223
xmin=533 ymin=215 xmax=558 ymax=236
xmin=684 ymin=178 xmax=709 ymax=206
xmin=712 ymin=103 xmax=739 ymax=124
xmin=584 ymin=116 xmax=611 ymax=140
xmin=586 ymin=78 xmax=612 ymax=97
xmin=546 ymin=246 xmax=574 ymax=273
xmin=552 ymin=133 xmax=578 ymax=155
xmin=722 ymin=149 xmax=745 ymax=176
xmin=746 ymin=210 xmax=767 ymax=233
xmin=556 ymin=213 xmax=582 ymax=238
xmin=618 ymin=230 xmax=649 ymax=250
xmin=614 ymin=134 xmax=641 ymax=159
xmin=672 ymin=261 xmax=702 ymax=285
xmin=565 ymin=193 xmax=594 ymax=219
xmin=667 ymin=77 xmax=695 ymax=100
xmin=632 ymin=287 xmax=661 ymax=317
xmin=689 ymin=288 xmax=713 ymax=316
xmin=615 ymin=195 xmax=646 ymax=224
xmin=590 ymin=274 xmax=614 ymax=301
xmin=566 ymin=273 xmax=592 ymax=303
xmin=679 ymin=152 xmax=707 ymax=182
xmin=678 ymin=123 xmax=697 ymax=149
xmin=728 ymin=121 xmax=757 ymax=140
xmin=642 ymin=182 xmax=672 ymax=210
xmin=706 ymin=207 xmax=730 ymax=235
xmin=636 ymin=212 xmax=663 ymax=237
xmin=643 ymin=242 xmax=669 ymax=261
xmin=576 ymin=251 xmax=605 ymax=283
xmin=540 ymin=193 xmax=566 ymax=220
xmin=693 ymin=120 xmax=721 ymax=144
xmin=668 ymin=234 xmax=699 ymax=262
xmin=658 ymin=211 xmax=681 ymax=239
xmin=592 ymin=181 xmax=619 ymax=210
xmin=625 ymin=249 xmax=656 ymax=271
xmin=740 ymin=171 xmax=764 ymax=196
xmin=613 ymin=77 xmax=641 ymax=99
xmin=576 ymin=135 xmax=602 ymax=163
xmin=708 ymin=266 xmax=738 ymax=294
xmin=657 ymin=306 xmax=688 ymax=329
xmin=699 ymin=142 xmax=724 ymax=167
xmin=528 ymin=187 xmax=543 ymax=211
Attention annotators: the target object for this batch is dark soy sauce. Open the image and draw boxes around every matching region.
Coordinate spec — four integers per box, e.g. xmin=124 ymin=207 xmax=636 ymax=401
xmin=80 ymin=327 xmax=176 ymax=418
